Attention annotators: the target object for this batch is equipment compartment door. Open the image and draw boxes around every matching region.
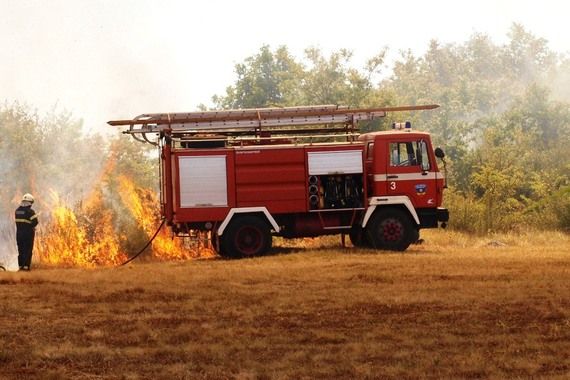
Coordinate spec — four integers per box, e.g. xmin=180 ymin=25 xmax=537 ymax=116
xmin=307 ymin=149 xmax=365 ymax=210
xmin=385 ymin=139 xmax=438 ymax=208
xmin=179 ymin=155 xmax=228 ymax=207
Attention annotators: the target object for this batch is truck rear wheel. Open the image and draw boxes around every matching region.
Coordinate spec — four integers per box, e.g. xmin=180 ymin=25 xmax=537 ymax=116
xmin=366 ymin=208 xmax=416 ymax=251
xmin=211 ymin=233 xmax=225 ymax=256
xmin=221 ymin=216 xmax=272 ymax=258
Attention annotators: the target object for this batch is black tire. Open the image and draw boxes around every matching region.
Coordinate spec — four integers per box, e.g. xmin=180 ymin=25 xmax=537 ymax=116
xmin=349 ymin=225 xmax=371 ymax=248
xmin=220 ymin=216 xmax=272 ymax=258
xmin=366 ymin=208 xmax=416 ymax=251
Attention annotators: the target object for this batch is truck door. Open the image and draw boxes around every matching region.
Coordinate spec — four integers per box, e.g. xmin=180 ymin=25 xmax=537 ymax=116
xmin=386 ymin=139 xmax=438 ymax=208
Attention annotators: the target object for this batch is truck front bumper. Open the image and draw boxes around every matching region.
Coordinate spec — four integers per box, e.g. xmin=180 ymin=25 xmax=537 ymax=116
xmin=417 ymin=207 xmax=449 ymax=228
xmin=437 ymin=207 xmax=449 ymax=228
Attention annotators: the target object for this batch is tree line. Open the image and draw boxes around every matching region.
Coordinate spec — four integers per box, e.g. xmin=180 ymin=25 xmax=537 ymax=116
xmin=210 ymin=24 xmax=570 ymax=233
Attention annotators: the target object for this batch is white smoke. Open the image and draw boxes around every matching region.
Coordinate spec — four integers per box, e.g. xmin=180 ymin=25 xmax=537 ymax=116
xmin=0 ymin=219 xmax=18 ymax=272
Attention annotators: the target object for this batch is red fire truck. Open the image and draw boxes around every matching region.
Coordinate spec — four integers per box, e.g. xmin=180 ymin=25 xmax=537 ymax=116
xmin=109 ymin=104 xmax=448 ymax=257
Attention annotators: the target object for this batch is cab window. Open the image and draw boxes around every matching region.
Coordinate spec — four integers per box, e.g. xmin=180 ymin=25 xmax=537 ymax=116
xmin=390 ymin=142 xmax=418 ymax=166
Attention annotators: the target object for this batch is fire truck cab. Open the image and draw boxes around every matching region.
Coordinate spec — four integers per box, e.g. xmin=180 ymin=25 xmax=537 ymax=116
xmin=355 ymin=128 xmax=448 ymax=249
xmin=109 ymin=104 xmax=449 ymax=258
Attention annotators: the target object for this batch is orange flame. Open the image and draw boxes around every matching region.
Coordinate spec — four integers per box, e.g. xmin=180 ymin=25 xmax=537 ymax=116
xmin=36 ymin=190 xmax=126 ymax=267
xmin=116 ymin=175 xmax=215 ymax=260
xmin=34 ymin=145 xmax=216 ymax=267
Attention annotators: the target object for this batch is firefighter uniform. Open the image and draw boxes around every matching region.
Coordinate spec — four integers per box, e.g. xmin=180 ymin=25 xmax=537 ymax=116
xmin=15 ymin=197 xmax=38 ymax=270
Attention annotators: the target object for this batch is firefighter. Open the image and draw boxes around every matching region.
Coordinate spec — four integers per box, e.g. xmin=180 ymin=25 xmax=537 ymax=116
xmin=15 ymin=193 xmax=39 ymax=271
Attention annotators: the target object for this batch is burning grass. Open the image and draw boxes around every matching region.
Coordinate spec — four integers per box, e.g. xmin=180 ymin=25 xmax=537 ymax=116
xmin=37 ymin=191 xmax=126 ymax=267
xmin=29 ymin=175 xmax=215 ymax=269
xmin=1 ymin=230 xmax=569 ymax=379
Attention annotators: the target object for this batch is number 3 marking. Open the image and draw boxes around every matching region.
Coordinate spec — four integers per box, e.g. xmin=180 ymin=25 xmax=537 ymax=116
xmin=390 ymin=181 xmax=396 ymax=190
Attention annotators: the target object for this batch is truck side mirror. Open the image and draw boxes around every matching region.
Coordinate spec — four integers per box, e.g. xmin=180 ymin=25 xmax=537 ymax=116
xmin=434 ymin=147 xmax=445 ymax=159
xmin=434 ymin=147 xmax=448 ymax=189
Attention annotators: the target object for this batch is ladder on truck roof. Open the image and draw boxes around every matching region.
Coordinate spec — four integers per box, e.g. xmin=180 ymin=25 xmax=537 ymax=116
xmin=108 ymin=104 xmax=439 ymax=145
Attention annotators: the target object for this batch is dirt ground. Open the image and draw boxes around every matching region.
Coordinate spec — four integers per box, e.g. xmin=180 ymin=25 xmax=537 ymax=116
xmin=1 ymin=231 xmax=569 ymax=379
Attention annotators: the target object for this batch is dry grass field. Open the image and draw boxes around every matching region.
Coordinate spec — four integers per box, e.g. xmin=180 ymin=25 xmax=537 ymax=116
xmin=1 ymin=230 xmax=569 ymax=380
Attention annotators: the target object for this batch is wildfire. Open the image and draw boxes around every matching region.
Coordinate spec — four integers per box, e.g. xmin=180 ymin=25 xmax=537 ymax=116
xmin=37 ymin=190 xmax=126 ymax=267
xmin=116 ymin=175 xmax=195 ymax=260
xmin=35 ymin=174 xmax=215 ymax=268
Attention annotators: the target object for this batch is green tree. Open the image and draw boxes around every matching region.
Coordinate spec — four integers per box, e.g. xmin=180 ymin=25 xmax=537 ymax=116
xmin=302 ymin=47 xmax=379 ymax=106
xmin=0 ymin=103 xmax=42 ymax=213
xmin=212 ymin=45 xmax=303 ymax=109
xmin=213 ymin=45 xmax=386 ymax=110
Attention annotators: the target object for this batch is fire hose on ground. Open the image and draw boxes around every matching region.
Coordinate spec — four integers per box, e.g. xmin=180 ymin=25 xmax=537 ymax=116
xmin=0 ymin=219 xmax=166 ymax=271
xmin=119 ymin=218 xmax=166 ymax=266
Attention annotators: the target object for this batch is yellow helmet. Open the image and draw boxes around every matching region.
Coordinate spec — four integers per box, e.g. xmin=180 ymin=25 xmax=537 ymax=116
xmin=22 ymin=193 xmax=35 ymax=203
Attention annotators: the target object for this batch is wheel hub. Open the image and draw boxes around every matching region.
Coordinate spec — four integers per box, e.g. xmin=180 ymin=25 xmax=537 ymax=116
xmin=236 ymin=226 xmax=262 ymax=254
xmin=382 ymin=219 xmax=403 ymax=241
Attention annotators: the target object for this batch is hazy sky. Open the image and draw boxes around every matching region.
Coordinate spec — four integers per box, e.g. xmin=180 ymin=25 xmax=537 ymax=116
xmin=1 ymin=0 xmax=568 ymax=132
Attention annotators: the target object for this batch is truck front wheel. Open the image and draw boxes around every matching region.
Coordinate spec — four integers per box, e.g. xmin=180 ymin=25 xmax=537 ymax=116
xmin=221 ymin=216 xmax=272 ymax=258
xmin=366 ymin=208 xmax=416 ymax=251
